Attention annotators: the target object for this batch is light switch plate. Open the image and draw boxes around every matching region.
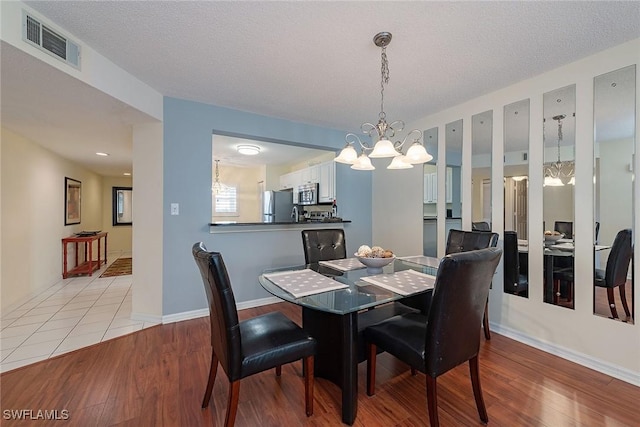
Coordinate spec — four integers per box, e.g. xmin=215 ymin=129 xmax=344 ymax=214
xmin=170 ymin=203 xmax=179 ymax=215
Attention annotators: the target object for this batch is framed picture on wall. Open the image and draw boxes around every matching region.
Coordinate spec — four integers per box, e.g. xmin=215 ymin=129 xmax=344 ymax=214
xmin=65 ymin=177 xmax=81 ymax=225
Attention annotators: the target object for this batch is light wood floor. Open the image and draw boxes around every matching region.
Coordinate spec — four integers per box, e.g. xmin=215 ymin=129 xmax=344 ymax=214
xmin=2 ymin=302 xmax=639 ymax=426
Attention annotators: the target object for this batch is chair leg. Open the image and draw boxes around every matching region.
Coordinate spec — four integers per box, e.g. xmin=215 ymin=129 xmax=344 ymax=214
xmin=425 ymin=375 xmax=439 ymax=427
xmin=482 ymin=299 xmax=491 ymax=340
xmin=607 ymin=288 xmax=619 ymax=319
xmin=275 ymin=365 xmax=282 ymax=376
xmin=553 ymin=279 xmax=560 ymax=304
xmin=411 ymin=367 xmax=417 ymax=376
xmin=201 ymin=350 xmax=219 ymax=408
xmin=469 ymin=355 xmax=489 ymax=423
xmin=619 ymin=284 xmax=631 ymax=319
xmin=366 ymin=343 xmax=377 ymax=396
xmin=224 ymin=381 xmax=240 ymax=427
xmin=304 ymin=356 xmax=314 ymax=416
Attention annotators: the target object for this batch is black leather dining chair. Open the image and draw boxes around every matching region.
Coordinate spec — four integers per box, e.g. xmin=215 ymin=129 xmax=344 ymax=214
xmin=554 ymin=221 xmax=573 ymax=239
xmin=400 ymin=229 xmax=499 ymax=339
xmin=301 ymin=228 xmax=346 ymax=264
xmin=596 ymin=229 xmax=633 ymax=320
xmin=504 ymin=231 xmax=528 ymax=297
xmin=192 ymin=243 xmax=317 ymax=426
xmin=472 ymin=221 xmax=491 ymax=231
xmin=364 ymin=247 xmax=502 ymax=427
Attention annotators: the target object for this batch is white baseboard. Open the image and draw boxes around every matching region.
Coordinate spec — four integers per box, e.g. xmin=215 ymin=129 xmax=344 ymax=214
xmin=490 ymin=321 xmax=640 ymax=386
xmin=159 ymin=297 xmax=283 ymax=324
xmin=236 ymin=296 xmax=282 ymax=310
xmin=162 ymin=308 xmax=209 ymax=324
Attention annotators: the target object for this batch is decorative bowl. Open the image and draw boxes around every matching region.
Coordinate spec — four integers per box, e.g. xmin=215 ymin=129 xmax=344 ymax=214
xmin=355 ymin=254 xmax=395 ymax=274
xmin=544 ymin=232 xmax=564 ymax=243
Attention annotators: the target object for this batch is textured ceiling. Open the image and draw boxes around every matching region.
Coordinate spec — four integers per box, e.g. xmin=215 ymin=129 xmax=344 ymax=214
xmin=2 ymin=1 xmax=639 ymax=176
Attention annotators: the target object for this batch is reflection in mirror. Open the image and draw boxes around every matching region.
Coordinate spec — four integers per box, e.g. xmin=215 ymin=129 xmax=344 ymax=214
xmin=445 ymin=120 xmax=463 ymax=238
xmin=471 ymin=111 xmax=492 ymax=232
xmin=593 ymin=65 xmax=635 ymax=323
xmin=112 ymin=187 xmax=132 ymax=226
xmin=503 ymin=99 xmax=530 ymax=298
xmin=211 ymin=133 xmax=336 ymax=224
xmin=543 ymin=85 xmax=576 ymax=309
xmin=423 ymin=127 xmax=438 ymax=256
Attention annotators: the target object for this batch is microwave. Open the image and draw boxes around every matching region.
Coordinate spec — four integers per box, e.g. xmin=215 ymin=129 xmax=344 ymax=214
xmin=298 ymin=183 xmax=319 ymax=205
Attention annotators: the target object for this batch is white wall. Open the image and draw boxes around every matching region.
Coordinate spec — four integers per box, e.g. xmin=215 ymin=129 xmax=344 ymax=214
xmin=211 ymin=164 xmax=263 ymax=223
xmin=1 ymin=128 xmax=103 ymax=311
xmin=131 ymin=122 xmax=163 ymax=322
xmin=374 ymin=39 xmax=640 ymax=384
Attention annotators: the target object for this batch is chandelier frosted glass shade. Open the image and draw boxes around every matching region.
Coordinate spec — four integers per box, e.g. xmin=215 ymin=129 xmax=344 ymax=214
xmin=335 ymin=145 xmax=358 ymax=164
xmin=543 ymin=176 xmax=564 ymax=187
xmin=369 ymin=139 xmax=400 ymax=158
xmin=405 ymin=142 xmax=433 ymax=164
xmin=387 ymin=155 xmax=413 ymax=169
xmin=351 ymin=152 xmax=375 ymax=170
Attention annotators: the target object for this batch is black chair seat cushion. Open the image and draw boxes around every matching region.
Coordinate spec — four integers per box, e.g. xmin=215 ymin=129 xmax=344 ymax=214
xmin=363 ymin=312 xmax=428 ymax=372
xmin=239 ymin=312 xmax=316 ymax=380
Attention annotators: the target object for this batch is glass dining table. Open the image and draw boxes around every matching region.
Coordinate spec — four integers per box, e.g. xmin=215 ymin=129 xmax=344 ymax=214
xmin=518 ymin=239 xmax=611 ymax=304
xmin=258 ymin=256 xmax=439 ymax=425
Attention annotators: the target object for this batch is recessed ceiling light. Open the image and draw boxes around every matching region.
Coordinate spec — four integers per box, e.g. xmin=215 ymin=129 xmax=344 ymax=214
xmin=96 ymin=152 xmax=109 ymax=156
xmin=123 ymin=172 xmax=131 ymax=176
xmin=237 ymin=144 xmax=260 ymax=155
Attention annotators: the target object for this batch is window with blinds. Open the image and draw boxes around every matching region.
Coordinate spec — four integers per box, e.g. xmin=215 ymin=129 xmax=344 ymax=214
xmin=214 ymin=186 xmax=237 ymax=215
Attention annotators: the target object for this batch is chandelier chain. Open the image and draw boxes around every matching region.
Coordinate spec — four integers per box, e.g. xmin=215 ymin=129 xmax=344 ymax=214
xmin=379 ymin=46 xmax=389 ymax=120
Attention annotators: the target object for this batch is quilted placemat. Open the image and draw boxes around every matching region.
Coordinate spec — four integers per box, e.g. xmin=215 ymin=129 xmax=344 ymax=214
xmin=360 ymin=269 xmax=436 ymax=296
xmin=318 ymin=257 xmax=366 ymax=271
xmin=398 ymin=255 xmax=441 ymax=269
xmin=263 ymin=269 xmax=348 ymax=298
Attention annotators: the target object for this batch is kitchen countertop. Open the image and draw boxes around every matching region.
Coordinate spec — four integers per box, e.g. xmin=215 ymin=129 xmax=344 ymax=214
xmin=209 ymin=219 xmax=351 ymax=226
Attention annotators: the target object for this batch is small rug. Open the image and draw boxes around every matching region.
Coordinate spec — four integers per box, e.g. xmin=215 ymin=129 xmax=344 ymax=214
xmin=100 ymin=258 xmax=132 ymax=277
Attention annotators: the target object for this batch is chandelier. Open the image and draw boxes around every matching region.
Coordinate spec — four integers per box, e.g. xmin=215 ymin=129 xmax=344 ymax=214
xmin=212 ymin=160 xmax=228 ymax=194
xmin=543 ymin=114 xmax=575 ymax=187
xmin=334 ymin=32 xmax=433 ymax=170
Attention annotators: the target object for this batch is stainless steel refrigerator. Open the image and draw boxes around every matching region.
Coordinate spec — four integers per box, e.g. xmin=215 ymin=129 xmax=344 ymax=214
xmin=262 ymin=190 xmax=294 ymax=223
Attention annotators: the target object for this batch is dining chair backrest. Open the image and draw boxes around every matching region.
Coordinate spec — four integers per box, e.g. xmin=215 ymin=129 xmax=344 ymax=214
xmin=604 ymin=229 xmax=633 ymax=288
xmin=301 ymin=228 xmax=346 ymax=264
xmin=554 ymin=221 xmax=573 ymax=239
xmin=472 ymin=222 xmax=491 ymax=231
xmin=425 ymin=248 xmax=502 ymax=377
xmin=445 ymin=229 xmax=499 ymax=255
xmin=192 ymin=242 xmax=241 ymax=379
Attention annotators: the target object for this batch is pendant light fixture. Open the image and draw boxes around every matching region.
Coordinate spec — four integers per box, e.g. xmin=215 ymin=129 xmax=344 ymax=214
xmin=212 ymin=160 xmax=228 ymax=194
xmin=335 ymin=32 xmax=432 ymax=170
xmin=543 ymin=114 xmax=575 ymax=187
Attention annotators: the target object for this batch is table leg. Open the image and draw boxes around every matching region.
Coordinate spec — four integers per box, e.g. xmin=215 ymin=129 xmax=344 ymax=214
xmin=88 ymin=239 xmax=94 ymax=276
xmin=63 ymin=242 xmax=68 ymax=279
xmin=302 ymin=308 xmax=358 ymax=425
xmin=104 ymin=235 xmax=108 ymax=265
xmin=98 ymin=236 xmax=101 ymax=268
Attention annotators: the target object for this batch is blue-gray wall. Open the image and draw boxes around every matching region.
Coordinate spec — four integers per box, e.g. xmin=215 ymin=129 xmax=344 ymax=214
xmin=162 ymin=97 xmax=372 ymax=315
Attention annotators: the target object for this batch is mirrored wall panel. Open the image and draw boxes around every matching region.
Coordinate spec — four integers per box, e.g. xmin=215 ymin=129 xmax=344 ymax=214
xmin=445 ymin=120 xmax=463 ymax=239
xmin=423 ymin=127 xmax=439 ymax=256
xmin=504 ymin=99 xmax=530 ymax=298
xmin=472 ymin=111 xmax=492 ymax=232
xmin=593 ymin=65 xmax=635 ymax=323
xmin=543 ymin=85 xmax=576 ymax=309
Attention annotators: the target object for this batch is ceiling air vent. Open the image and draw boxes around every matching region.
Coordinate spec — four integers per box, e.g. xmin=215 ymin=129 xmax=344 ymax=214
xmin=22 ymin=11 xmax=80 ymax=69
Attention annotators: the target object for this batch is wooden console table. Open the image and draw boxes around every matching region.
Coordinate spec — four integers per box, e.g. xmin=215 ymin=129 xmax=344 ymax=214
xmin=62 ymin=232 xmax=108 ymax=279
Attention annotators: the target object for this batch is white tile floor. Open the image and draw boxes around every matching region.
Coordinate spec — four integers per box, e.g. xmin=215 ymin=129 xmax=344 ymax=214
xmin=0 ymin=256 xmax=158 ymax=373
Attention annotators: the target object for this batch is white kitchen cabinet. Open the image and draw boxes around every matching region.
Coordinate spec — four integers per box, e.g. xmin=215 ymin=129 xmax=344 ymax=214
xmin=300 ymin=165 xmax=319 ymax=184
xmin=423 ymin=172 xmax=438 ymax=203
xmin=318 ymin=161 xmax=335 ymax=203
